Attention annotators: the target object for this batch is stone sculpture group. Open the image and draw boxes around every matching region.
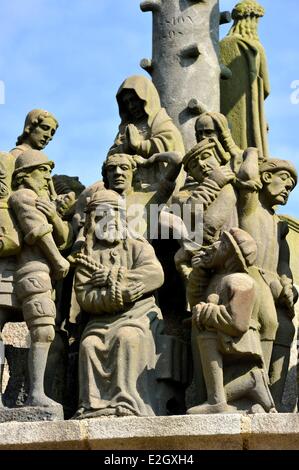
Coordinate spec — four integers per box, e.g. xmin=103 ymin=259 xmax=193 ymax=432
xmin=0 ymin=0 xmax=298 ymax=422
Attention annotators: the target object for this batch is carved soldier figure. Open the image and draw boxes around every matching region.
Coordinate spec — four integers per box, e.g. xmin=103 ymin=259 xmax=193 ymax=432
xmin=175 ymin=136 xmax=237 ymax=285
xmin=1 ymin=150 xmax=71 ymax=408
xmin=187 ymin=228 xmax=276 ymax=414
xmin=73 ymin=189 xmax=170 ymax=418
xmin=238 ymin=148 xmax=297 ymax=409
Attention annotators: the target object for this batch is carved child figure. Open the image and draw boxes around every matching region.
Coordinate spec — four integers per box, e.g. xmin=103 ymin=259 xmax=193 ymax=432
xmin=3 ymin=150 xmax=71 ymax=407
xmin=187 ymin=228 xmax=276 ymax=414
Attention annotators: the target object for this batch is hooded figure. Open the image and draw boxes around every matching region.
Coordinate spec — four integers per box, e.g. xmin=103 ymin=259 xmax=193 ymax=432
xmin=108 ymin=75 xmax=185 ymax=189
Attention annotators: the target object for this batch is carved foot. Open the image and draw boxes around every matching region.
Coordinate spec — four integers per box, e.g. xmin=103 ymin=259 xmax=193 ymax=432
xmin=249 ymin=368 xmax=277 ymax=413
xmin=187 ymin=401 xmax=236 ymax=415
xmin=25 ymin=394 xmax=60 ymax=408
xmin=73 ymin=407 xmax=117 ymax=420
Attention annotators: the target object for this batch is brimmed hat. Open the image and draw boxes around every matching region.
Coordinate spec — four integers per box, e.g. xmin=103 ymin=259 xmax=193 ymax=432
xmin=13 ymin=150 xmax=54 ymax=178
xmin=260 ymin=159 xmax=297 ymax=186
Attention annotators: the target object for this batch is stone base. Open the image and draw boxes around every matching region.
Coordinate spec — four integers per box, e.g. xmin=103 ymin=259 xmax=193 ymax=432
xmin=0 ymin=414 xmax=299 ymax=450
xmin=0 ymin=404 xmax=64 ymax=424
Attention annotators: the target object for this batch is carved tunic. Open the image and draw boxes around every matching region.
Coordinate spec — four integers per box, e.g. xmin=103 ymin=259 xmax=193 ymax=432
xmin=75 ymin=238 xmax=167 ymax=416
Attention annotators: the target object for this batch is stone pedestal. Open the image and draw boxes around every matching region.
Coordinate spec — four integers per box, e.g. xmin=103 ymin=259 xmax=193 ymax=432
xmin=0 ymin=404 xmax=64 ymax=424
xmin=0 ymin=414 xmax=299 ymax=450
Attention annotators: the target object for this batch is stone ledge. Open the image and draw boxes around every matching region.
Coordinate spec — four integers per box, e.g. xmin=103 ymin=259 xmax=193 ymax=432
xmin=0 ymin=414 xmax=299 ymax=450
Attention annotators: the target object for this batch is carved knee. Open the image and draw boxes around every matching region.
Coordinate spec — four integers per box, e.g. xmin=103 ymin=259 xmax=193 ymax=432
xmin=30 ymin=325 xmax=55 ymax=343
xmin=23 ymin=293 xmax=56 ymax=329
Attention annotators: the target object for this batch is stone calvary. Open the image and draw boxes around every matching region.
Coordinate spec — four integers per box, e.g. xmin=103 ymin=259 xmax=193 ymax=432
xmin=0 ymin=0 xmax=298 ymax=424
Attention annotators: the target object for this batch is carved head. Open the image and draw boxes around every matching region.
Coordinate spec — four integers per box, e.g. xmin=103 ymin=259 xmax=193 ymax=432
xmin=119 ymin=89 xmax=146 ymax=122
xmin=260 ymin=159 xmax=297 ymax=207
xmin=116 ymin=75 xmax=161 ymax=126
xmin=16 ymin=109 xmax=59 ymax=150
xmin=102 ymin=154 xmax=137 ymax=195
xmin=13 ymin=149 xmax=54 ymax=198
xmin=183 ymin=137 xmax=230 ymax=183
xmin=229 ymin=1 xmax=265 ymax=40
xmin=193 ymin=228 xmax=257 ymax=273
xmin=85 ymin=189 xmax=126 ymax=245
xmin=195 ymin=114 xmax=218 ymax=142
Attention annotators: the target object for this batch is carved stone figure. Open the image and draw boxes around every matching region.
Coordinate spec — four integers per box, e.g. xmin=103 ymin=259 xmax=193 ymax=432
xmin=108 ymin=75 xmax=185 ymax=189
xmin=187 ymin=228 xmax=276 ymax=414
xmin=0 ymin=150 xmax=71 ymax=408
xmin=73 ymin=189 xmax=171 ymax=418
xmin=73 ymin=151 xmax=183 ymax=246
xmin=175 ymin=136 xmax=238 ymax=285
xmin=220 ymin=0 xmax=270 ymax=158
xmin=238 ymin=148 xmax=297 ymax=409
xmin=0 ymin=152 xmax=22 ymax=258
xmin=10 ymin=109 xmax=59 ymax=158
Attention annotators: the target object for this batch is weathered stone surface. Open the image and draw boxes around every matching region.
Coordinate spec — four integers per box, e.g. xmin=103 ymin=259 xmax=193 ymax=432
xmin=0 ymin=420 xmax=86 ymax=450
xmin=0 ymin=414 xmax=298 ymax=450
xmin=2 ymin=322 xmax=30 ymax=348
xmin=247 ymin=414 xmax=299 ymax=450
xmin=0 ymin=404 xmax=64 ymax=423
xmin=141 ymin=0 xmax=221 ymax=150
xmin=85 ymin=415 xmax=243 ymax=450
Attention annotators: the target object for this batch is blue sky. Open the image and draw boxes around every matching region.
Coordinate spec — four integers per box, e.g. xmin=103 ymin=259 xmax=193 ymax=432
xmin=0 ymin=0 xmax=299 ymax=216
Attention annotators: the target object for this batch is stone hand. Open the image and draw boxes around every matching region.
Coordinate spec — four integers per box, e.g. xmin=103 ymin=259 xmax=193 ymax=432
xmin=122 ymin=281 xmax=145 ymax=303
xmin=36 ymin=199 xmax=58 ymax=222
xmin=207 ymin=166 xmax=235 ymax=188
xmin=279 ymin=277 xmax=296 ymax=313
xmin=53 ymin=256 xmax=70 ymax=280
xmin=192 ymin=302 xmax=232 ymax=331
xmin=126 ymin=124 xmax=142 ymax=150
xmin=90 ymin=267 xmax=110 ymax=287
xmin=133 ymin=155 xmax=150 ymax=167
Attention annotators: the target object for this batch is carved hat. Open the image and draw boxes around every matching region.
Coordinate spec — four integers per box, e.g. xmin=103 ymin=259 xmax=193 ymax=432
xmin=260 ymin=159 xmax=298 ymax=186
xmin=86 ymin=189 xmax=126 ymax=213
xmin=222 ymin=227 xmax=257 ymax=271
xmin=183 ymin=136 xmax=230 ymax=170
xmin=13 ymin=149 xmax=54 ymax=178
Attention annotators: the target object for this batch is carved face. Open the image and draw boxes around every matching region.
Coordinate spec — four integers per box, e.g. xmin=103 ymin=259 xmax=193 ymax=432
xmin=23 ymin=164 xmax=52 ymax=197
xmin=187 ymin=149 xmax=220 ymax=183
xmin=121 ymin=90 xmax=146 ymax=121
xmin=106 ymin=156 xmax=134 ymax=195
xmin=94 ymin=206 xmax=125 ymax=244
xmin=26 ymin=117 xmax=58 ymax=150
xmin=262 ymin=170 xmax=295 ymax=206
xmin=193 ymin=236 xmax=232 ymax=270
xmin=195 ymin=116 xmax=217 ymax=142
